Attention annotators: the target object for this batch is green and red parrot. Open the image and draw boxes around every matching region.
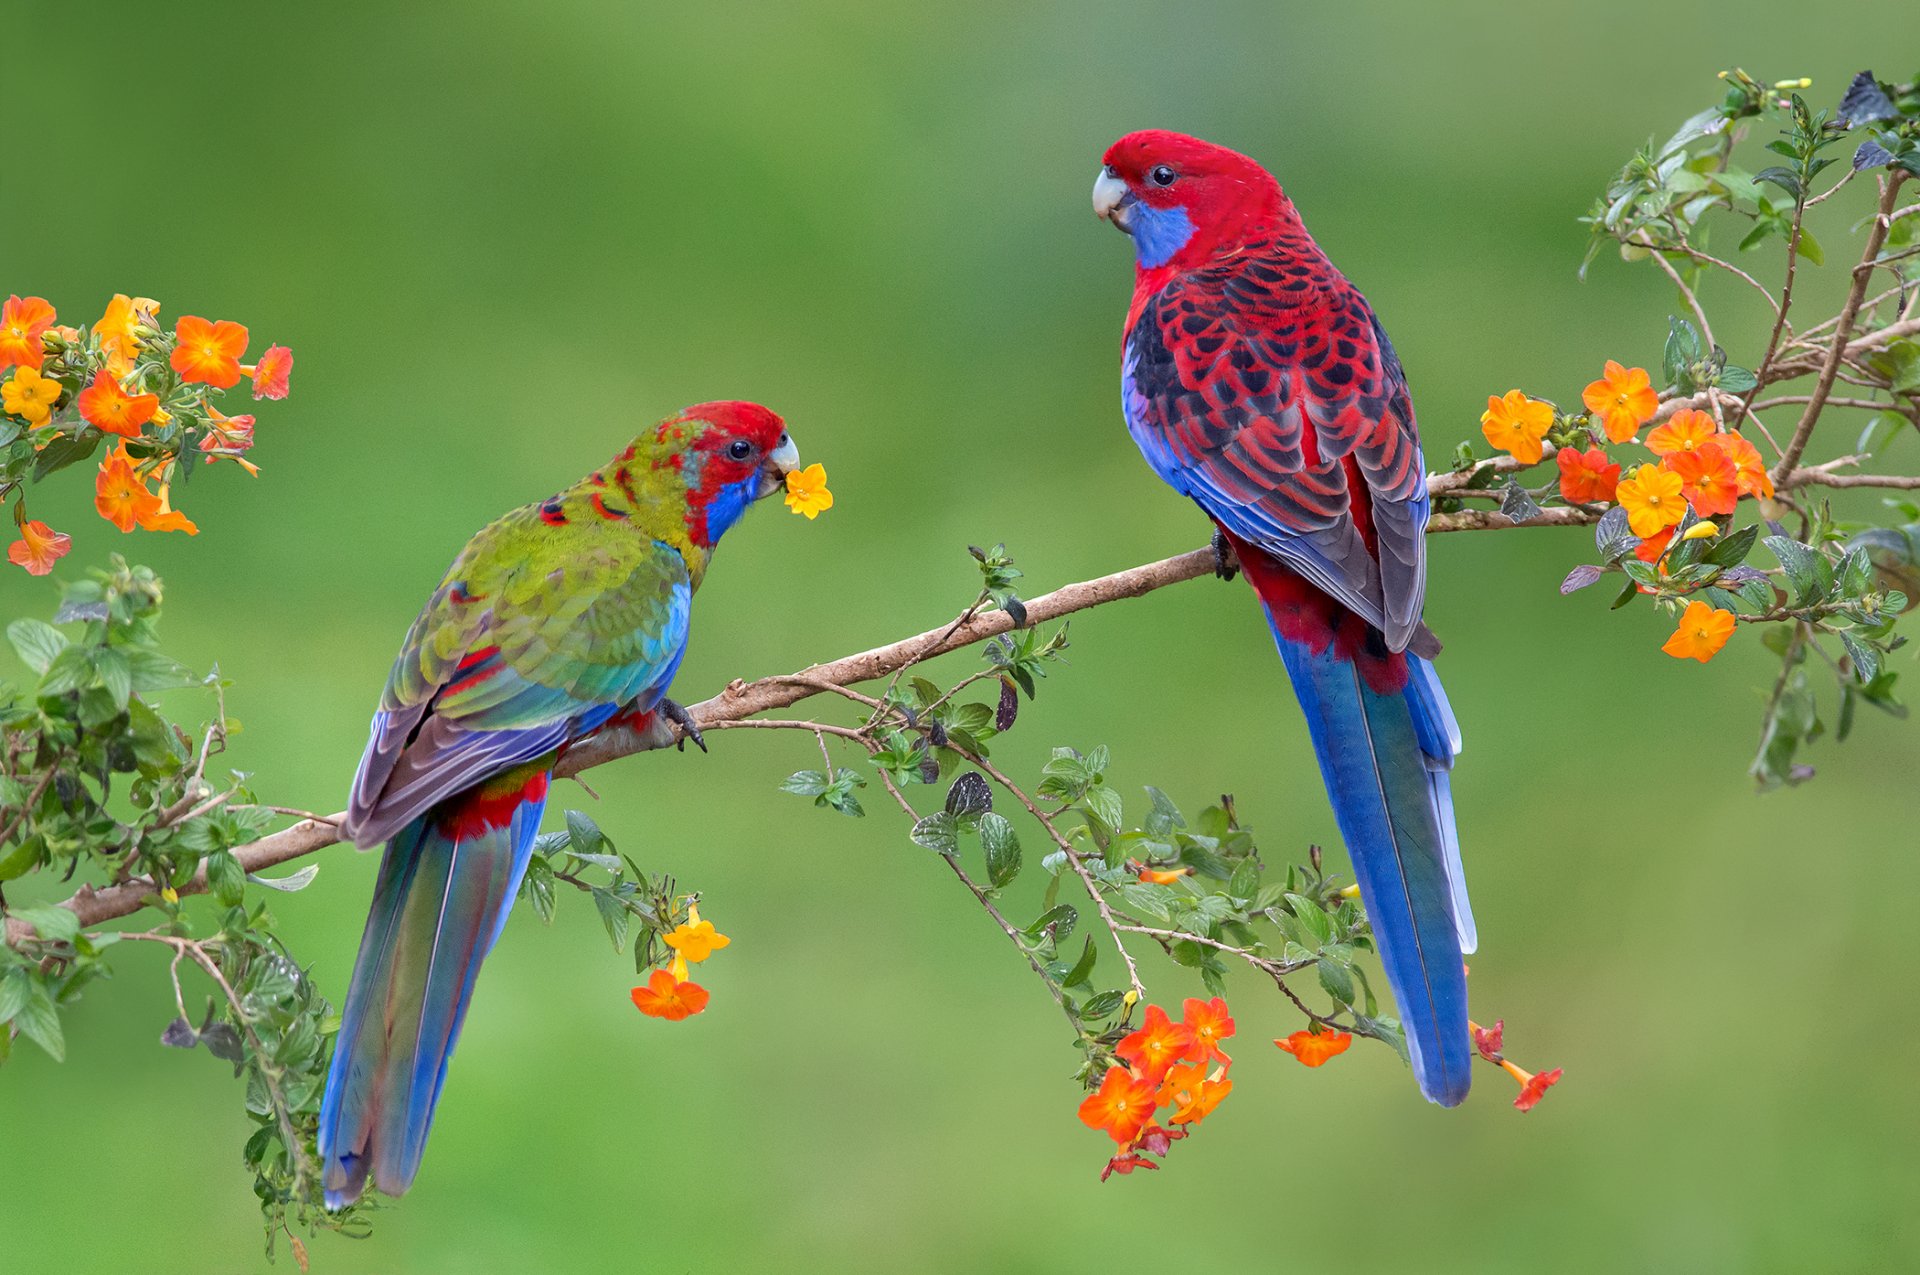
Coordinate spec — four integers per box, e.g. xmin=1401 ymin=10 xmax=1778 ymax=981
xmin=319 ymin=401 xmax=800 ymax=1207
xmin=1093 ymin=132 xmax=1476 ymax=1105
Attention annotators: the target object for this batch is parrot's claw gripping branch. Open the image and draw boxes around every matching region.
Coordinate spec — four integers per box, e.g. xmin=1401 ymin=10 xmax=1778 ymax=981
xmin=1209 ymin=527 xmax=1240 ymax=582
xmin=659 ymin=698 xmax=707 ymax=753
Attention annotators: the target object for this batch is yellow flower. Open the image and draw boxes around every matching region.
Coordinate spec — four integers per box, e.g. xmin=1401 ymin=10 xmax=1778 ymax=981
xmin=1661 ymin=600 xmax=1736 ymax=663
xmin=1615 ymin=464 xmax=1688 ymax=538
xmin=663 ymin=901 xmax=731 ymax=963
xmin=2 ymin=366 xmax=62 ymax=425
xmin=784 ymin=462 xmax=833 ymax=519
xmin=1680 ymin=520 xmax=1720 ymax=542
xmin=1479 ymin=391 xmax=1553 ymax=464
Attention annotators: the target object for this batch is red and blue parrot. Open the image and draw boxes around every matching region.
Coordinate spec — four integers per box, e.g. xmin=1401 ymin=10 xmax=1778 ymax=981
xmin=318 ymin=401 xmax=800 ymax=1205
xmin=1093 ymin=132 xmax=1475 ymax=1105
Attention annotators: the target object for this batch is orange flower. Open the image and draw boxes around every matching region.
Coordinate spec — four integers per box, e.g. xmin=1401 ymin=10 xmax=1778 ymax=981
xmin=1666 ymin=441 xmax=1739 ymax=516
xmin=1133 ymin=861 xmax=1189 ymax=886
xmin=1615 ymin=463 xmax=1688 ymax=538
xmin=1471 ymin=1019 xmax=1504 ymax=1062
xmin=2 ymin=366 xmax=62 ymax=426
xmin=137 ymin=484 xmax=198 ymax=535
xmin=1724 ymin=431 xmax=1774 ymax=499
xmin=1160 ymin=1064 xmax=1232 ymax=1125
xmin=94 ymin=443 xmax=161 ymax=532
xmin=1116 ymin=1005 xmax=1196 ymax=1082
xmin=1581 ymin=360 xmax=1658 ymax=443
xmin=77 ymin=370 xmax=159 ymax=438
xmin=1155 ymin=1060 xmax=1207 ymax=1107
xmin=1181 ymin=996 xmax=1235 ymax=1064
xmin=169 ymin=315 xmax=249 ymax=388
xmin=1078 ymin=1066 xmax=1158 ymax=1144
xmin=1274 ymin=1027 xmax=1352 ymax=1067
xmin=1503 ymin=1061 xmax=1564 ymax=1112
xmin=94 ymin=295 xmax=159 ymax=378
xmin=7 ymin=519 xmax=71 ymax=576
xmin=1633 ymin=525 xmax=1674 ymax=564
xmin=1662 ymin=600 xmax=1736 ymax=663
xmin=249 ymin=344 xmax=293 ymax=400
xmin=1645 ymin=407 xmax=1717 ymax=457
xmin=1479 ymin=390 xmax=1553 ymax=464
xmin=629 ymin=968 xmax=710 ymax=1021
xmin=0 ymin=296 xmax=56 ymax=371
xmin=1555 ymin=446 xmax=1620 ymax=503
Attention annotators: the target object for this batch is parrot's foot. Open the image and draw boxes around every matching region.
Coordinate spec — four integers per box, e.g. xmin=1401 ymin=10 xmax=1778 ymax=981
xmin=1211 ymin=528 xmax=1240 ymax=582
xmin=659 ymin=698 xmax=707 ymax=753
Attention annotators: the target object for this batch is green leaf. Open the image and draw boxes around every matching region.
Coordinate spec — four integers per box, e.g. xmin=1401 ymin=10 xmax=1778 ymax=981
xmin=1118 ymin=882 xmax=1175 ymax=924
xmin=7 ymin=903 xmax=78 ymax=944
xmin=1796 ymin=227 xmax=1824 ymax=267
xmin=1284 ymin=893 xmax=1333 ymax=946
xmin=30 ymin=432 xmax=100 ymax=482
xmin=6 ymin=619 xmax=66 ymax=675
xmin=1317 ymin=957 xmax=1355 ymax=1006
xmin=125 ymin=649 xmax=197 ymax=692
xmin=590 ymin=886 xmax=630 ymax=952
xmin=1082 ymin=784 xmax=1123 ymax=829
xmin=1765 ymin=535 xmax=1826 ymax=604
xmin=1717 ymin=364 xmax=1758 ymax=393
xmin=1664 ymin=316 xmax=1704 ymax=388
xmin=13 ymin=985 xmax=64 ymax=1061
xmin=247 ymin=865 xmax=319 ymax=893
xmin=779 ymin=769 xmax=830 ymax=797
xmin=1024 ymin=904 xmax=1078 ymax=943
xmin=0 ymin=969 xmax=29 ymax=1023
xmin=1080 ymin=990 xmax=1126 ymax=1020
xmin=1840 ymin=631 xmax=1881 ymax=683
xmin=1062 ymin=936 xmax=1097 ymax=988
xmin=979 ymin=812 xmax=1022 ymax=888
xmin=565 ymin=809 xmax=608 ymax=857
xmin=1226 ymin=857 xmax=1260 ymax=901
xmin=909 ymin=811 xmax=958 ymax=856
xmin=206 ymin=850 xmax=246 ymax=907
xmin=93 ymin=648 xmax=132 ymax=710
xmin=1143 ymin=786 xmax=1184 ymax=836
xmin=1702 ymin=524 xmax=1759 ymax=567
xmin=1752 ymin=166 xmax=1802 ymax=199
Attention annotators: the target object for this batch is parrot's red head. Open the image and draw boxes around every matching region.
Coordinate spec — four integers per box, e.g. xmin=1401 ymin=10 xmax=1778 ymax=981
xmin=1093 ymin=130 xmax=1289 ymax=273
xmin=666 ymin=400 xmax=799 ymax=546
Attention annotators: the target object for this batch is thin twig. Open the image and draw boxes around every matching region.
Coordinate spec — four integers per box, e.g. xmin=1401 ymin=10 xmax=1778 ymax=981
xmin=1773 ymin=174 xmax=1909 ymax=483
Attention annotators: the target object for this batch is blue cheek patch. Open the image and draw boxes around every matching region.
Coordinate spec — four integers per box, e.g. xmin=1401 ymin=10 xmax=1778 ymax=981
xmin=1131 ymin=204 xmax=1195 ymax=269
xmin=702 ymin=474 xmax=762 ymax=543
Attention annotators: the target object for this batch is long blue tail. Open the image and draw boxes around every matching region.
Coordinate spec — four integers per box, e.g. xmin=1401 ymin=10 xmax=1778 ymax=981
xmin=1267 ymin=618 xmax=1475 ymax=1106
xmin=317 ymin=767 xmax=549 ymax=1207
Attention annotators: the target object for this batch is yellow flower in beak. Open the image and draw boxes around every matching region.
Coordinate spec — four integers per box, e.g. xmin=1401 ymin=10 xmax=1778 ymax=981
xmin=784 ymin=462 xmax=833 ymax=519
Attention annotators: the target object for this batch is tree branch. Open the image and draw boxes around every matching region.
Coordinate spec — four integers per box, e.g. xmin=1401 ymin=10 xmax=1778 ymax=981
xmin=0 ymin=440 xmax=1903 ymax=945
xmin=1772 ymin=173 xmax=1908 ymax=482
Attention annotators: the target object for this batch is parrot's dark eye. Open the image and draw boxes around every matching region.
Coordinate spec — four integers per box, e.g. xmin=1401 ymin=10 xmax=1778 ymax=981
xmin=1148 ymin=165 xmax=1177 ymax=187
xmin=726 ymin=439 xmax=754 ymax=461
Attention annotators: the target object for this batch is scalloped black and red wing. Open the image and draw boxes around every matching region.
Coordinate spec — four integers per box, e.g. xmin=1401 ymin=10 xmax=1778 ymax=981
xmin=1121 ymin=235 xmax=1430 ymax=650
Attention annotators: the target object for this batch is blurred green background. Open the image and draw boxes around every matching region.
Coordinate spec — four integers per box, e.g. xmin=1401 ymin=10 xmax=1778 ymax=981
xmin=5 ymin=3 xmax=1919 ymax=1271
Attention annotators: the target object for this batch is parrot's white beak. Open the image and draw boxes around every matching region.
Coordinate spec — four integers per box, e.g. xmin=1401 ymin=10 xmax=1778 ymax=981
xmin=1092 ymin=166 xmax=1134 ymax=232
xmin=758 ymin=432 xmax=800 ymax=499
